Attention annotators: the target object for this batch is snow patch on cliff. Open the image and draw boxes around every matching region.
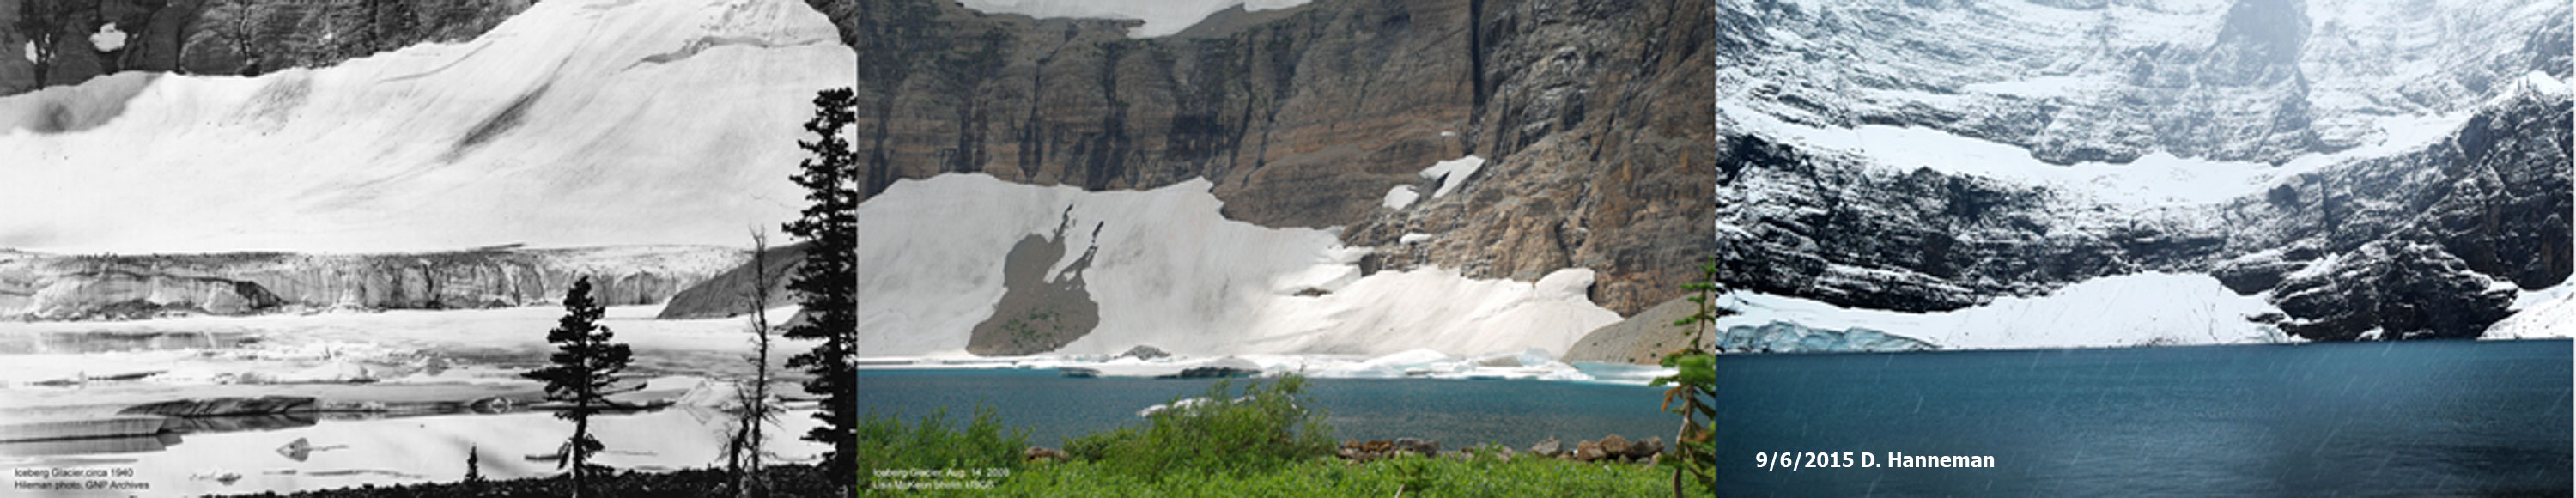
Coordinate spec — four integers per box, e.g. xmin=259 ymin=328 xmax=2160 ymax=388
xmin=1382 ymin=185 xmax=1420 ymax=210
xmin=1717 ymin=272 xmax=2293 ymax=350
xmin=1419 ymin=155 xmax=1485 ymax=200
xmin=2487 ymin=282 xmax=2576 ymax=339
xmin=1718 ymin=100 xmax=2471 ymax=210
xmin=850 ymin=173 xmax=1619 ymax=359
xmin=958 ymin=0 xmax=1311 ymax=38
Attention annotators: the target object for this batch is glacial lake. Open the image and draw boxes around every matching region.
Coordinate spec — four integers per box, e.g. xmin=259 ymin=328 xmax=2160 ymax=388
xmin=854 ymin=369 xmax=1680 ymax=449
xmin=1714 ymin=339 xmax=2573 ymax=496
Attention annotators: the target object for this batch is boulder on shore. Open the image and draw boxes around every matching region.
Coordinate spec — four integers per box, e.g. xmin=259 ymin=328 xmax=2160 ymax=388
xmin=1393 ymin=437 xmax=1438 ymax=456
xmin=1630 ymin=437 xmax=1666 ymax=459
xmin=1598 ymin=434 xmax=1631 ymax=458
xmin=1529 ymin=437 xmax=1563 ymax=457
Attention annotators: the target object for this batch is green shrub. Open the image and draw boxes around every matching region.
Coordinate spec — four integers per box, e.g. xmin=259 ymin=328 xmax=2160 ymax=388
xmin=854 ymin=404 xmax=1030 ymax=490
xmin=986 ymin=453 xmax=1708 ymax=497
xmin=1061 ymin=374 xmax=1337 ymax=480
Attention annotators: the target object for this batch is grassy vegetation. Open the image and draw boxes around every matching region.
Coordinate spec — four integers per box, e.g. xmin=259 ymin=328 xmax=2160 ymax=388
xmin=851 ymin=374 xmax=1702 ymax=496
xmin=971 ymin=453 xmax=1708 ymax=497
xmin=1060 ymin=375 xmax=1337 ymax=479
xmin=855 ymin=404 xmax=1031 ymax=489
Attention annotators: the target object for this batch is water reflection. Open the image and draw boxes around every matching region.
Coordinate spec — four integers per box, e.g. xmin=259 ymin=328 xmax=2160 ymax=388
xmin=0 ymin=433 xmax=184 ymax=457
xmin=0 ymin=331 xmax=258 ymax=355
xmin=160 ymin=414 xmax=319 ymax=434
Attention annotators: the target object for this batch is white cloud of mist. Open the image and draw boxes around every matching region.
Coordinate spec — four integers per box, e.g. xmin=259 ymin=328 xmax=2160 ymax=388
xmin=957 ymin=0 xmax=1311 ymax=38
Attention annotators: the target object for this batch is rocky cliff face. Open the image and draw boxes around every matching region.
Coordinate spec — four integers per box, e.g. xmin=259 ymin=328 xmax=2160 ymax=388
xmin=1710 ymin=0 xmax=2573 ymax=343
xmin=0 ymin=0 xmax=531 ymax=95
xmin=1716 ymin=0 xmax=2569 ymax=165
xmin=852 ymin=0 xmax=1715 ymax=316
xmin=0 ymin=246 xmax=744 ymax=320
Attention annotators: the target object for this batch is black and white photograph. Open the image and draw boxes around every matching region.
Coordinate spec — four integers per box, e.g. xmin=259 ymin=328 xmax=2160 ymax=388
xmin=1 ymin=0 xmax=861 ymax=495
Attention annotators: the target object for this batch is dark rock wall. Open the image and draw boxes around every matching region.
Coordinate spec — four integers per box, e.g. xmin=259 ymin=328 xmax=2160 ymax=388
xmin=1716 ymin=79 xmax=2573 ymax=341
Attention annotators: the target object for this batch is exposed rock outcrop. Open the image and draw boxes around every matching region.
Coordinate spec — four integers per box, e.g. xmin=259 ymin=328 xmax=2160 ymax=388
xmin=654 ymin=241 xmax=810 ymax=319
xmin=0 ymin=0 xmax=533 ymax=95
xmin=0 ymin=246 xmax=744 ymax=320
xmin=854 ymin=0 xmax=1714 ymax=316
xmin=1564 ymin=295 xmax=1716 ymax=364
xmin=967 ymin=210 xmax=1103 ymax=355
xmin=1115 ymin=345 xmax=1171 ymax=361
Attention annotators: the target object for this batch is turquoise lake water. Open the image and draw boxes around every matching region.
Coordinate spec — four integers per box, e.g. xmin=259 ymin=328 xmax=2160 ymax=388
xmin=854 ymin=340 xmax=2570 ymax=495
xmin=1715 ymin=339 xmax=2572 ymax=496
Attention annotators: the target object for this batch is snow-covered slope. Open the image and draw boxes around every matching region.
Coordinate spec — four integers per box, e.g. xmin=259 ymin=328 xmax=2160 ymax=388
xmin=1711 ymin=0 xmax=2572 ymax=349
xmin=0 ymin=0 xmax=856 ymax=253
xmin=848 ymin=173 xmax=1619 ymax=358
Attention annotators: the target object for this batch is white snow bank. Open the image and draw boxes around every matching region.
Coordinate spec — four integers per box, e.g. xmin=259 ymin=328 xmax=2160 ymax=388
xmin=849 ymin=173 xmax=1620 ymax=358
xmin=846 ymin=350 xmax=1647 ymax=384
xmin=957 ymin=0 xmax=1312 ymax=38
xmin=1419 ymin=155 xmax=1486 ymax=199
xmin=2487 ymin=282 xmax=2576 ymax=339
xmin=1717 ymin=272 xmax=2293 ymax=349
xmin=1382 ymin=185 xmax=1420 ymax=210
xmin=0 ymin=0 xmax=855 ymax=253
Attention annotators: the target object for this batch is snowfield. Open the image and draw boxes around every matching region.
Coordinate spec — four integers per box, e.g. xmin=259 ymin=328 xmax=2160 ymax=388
xmin=848 ymin=173 xmax=1622 ymax=359
xmin=0 ymin=0 xmax=856 ymax=253
xmin=2487 ymin=282 xmax=2576 ymax=340
xmin=1715 ymin=272 xmax=2299 ymax=350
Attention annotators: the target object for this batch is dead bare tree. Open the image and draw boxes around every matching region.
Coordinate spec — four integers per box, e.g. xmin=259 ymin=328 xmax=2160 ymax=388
xmin=724 ymin=228 xmax=781 ymax=498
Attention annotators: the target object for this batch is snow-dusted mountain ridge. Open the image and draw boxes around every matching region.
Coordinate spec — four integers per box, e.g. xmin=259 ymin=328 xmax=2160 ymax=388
xmin=1713 ymin=0 xmax=2573 ymax=345
xmin=1723 ymin=0 xmax=2569 ymax=165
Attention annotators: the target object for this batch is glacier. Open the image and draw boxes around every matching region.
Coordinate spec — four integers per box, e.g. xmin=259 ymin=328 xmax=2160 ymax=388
xmin=1714 ymin=272 xmax=2299 ymax=350
xmin=847 ymin=173 xmax=1622 ymax=360
xmin=0 ymin=0 xmax=857 ymax=254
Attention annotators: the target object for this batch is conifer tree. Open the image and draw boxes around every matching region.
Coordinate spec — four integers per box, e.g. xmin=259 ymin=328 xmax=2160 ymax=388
xmin=783 ymin=87 xmax=860 ymax=493
xmin=520 ymin=276 xmax=631 ymax=498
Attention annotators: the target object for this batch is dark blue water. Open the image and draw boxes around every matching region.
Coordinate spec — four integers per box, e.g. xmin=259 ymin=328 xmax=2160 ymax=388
xmin=1716 ymin=339 xmax=2573 ymax=496
xmin=855 ymin=369 xmax=1676 ymax=449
